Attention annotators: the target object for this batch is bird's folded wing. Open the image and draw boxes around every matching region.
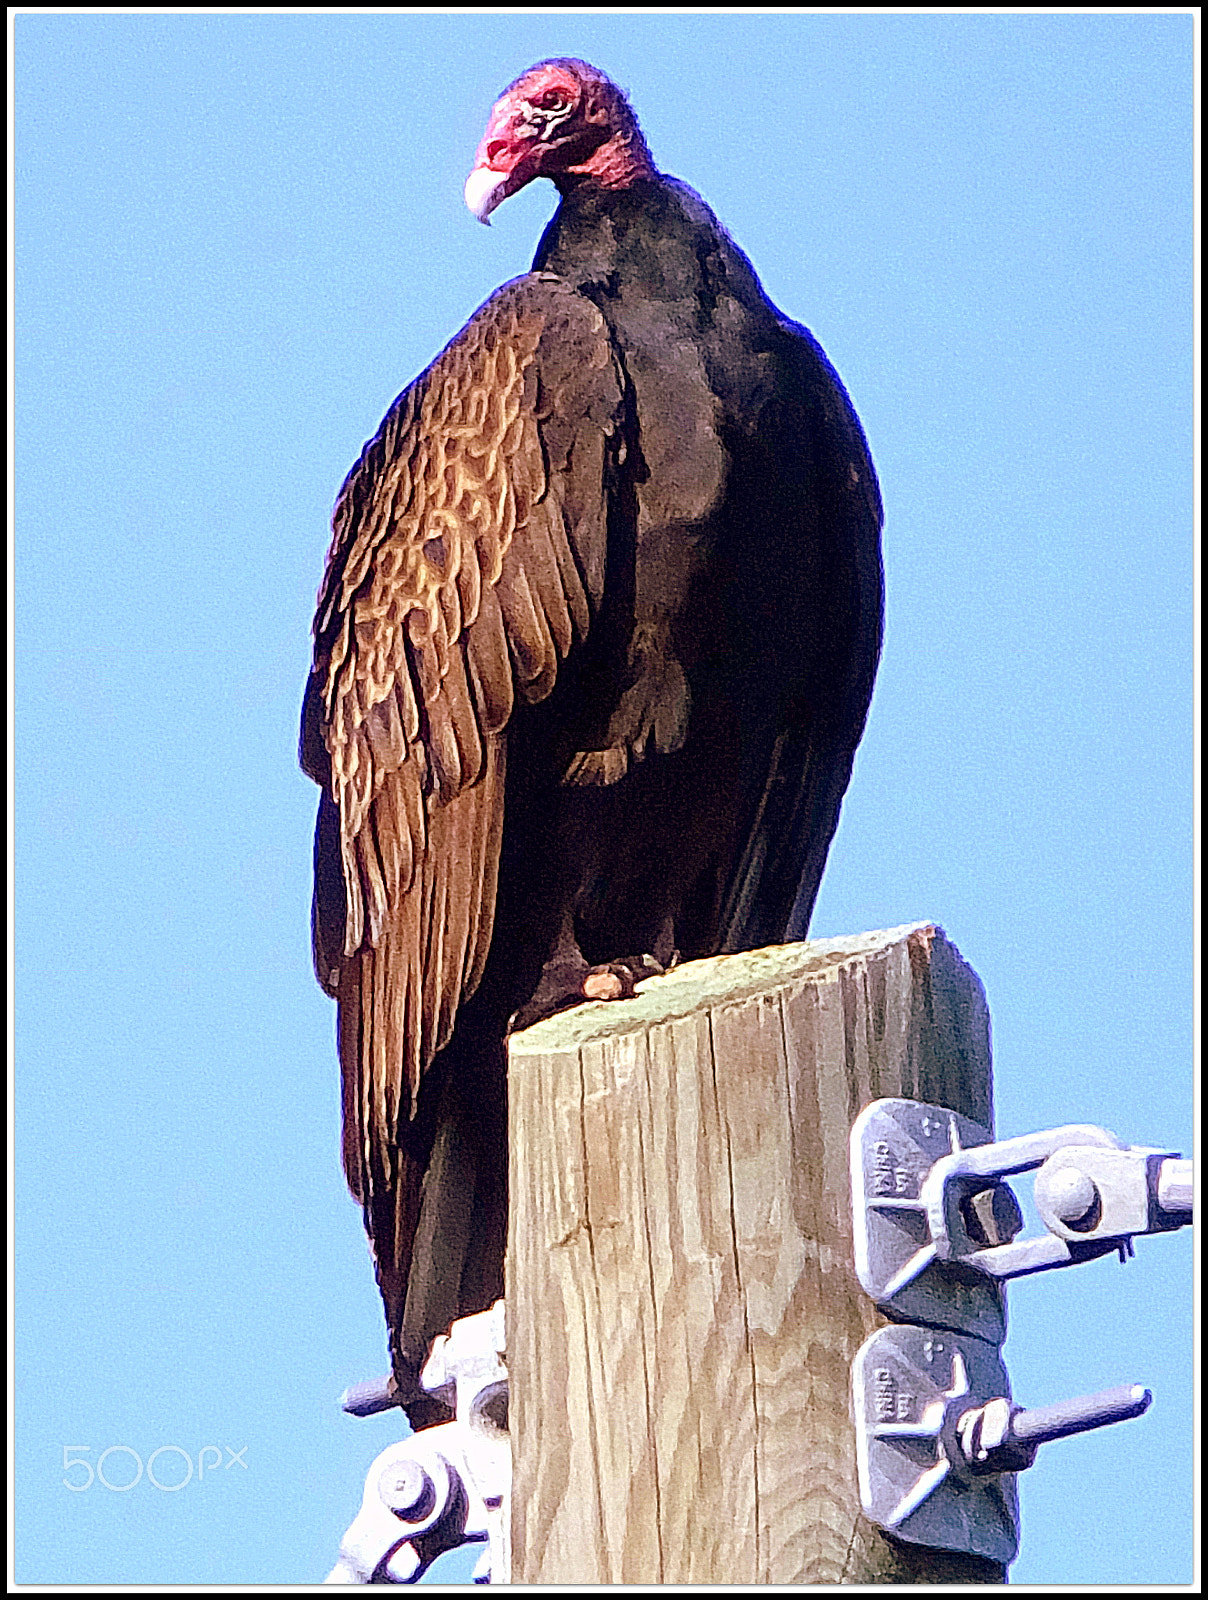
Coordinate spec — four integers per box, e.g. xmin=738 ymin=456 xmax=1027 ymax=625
xmin=301 ymin=274 xmax=622 ymax=1155
xmin=718 ymin=324 xmax=884 ymax=953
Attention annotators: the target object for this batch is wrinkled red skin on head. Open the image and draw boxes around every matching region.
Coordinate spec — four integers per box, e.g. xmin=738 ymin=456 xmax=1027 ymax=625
xmin=471 ymin=63 xmax=586 ymax=177
xmin=467 ymin=60 xmax=654 ymax=209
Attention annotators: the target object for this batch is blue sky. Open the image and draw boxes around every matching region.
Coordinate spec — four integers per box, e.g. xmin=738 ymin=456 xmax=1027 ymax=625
xmin=14 ymin=11 xmax=1193 ymax=1587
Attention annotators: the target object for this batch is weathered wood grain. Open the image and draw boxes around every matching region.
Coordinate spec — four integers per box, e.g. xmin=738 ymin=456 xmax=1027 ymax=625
xmin=507 ymin=922 xmax=1003 ymax=1584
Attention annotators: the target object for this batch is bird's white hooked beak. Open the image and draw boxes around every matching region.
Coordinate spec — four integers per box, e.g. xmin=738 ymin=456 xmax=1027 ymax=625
xmin=464 ymin=166 xmax=510 ymax=226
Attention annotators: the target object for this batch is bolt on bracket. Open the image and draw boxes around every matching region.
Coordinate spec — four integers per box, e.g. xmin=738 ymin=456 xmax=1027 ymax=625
xmin=852 ymin=1099 xmax=1193 ymax=1338
xmin=327 ymin=1301 xmax=508 ymax=1585
xmin=853 ymin=1324 xmax=1152 ymax=1565
xmin=325 ymin=1423 xmax=491 ymax=1585
xmin=850 ymin=1099 xmax=1009 ymax=1342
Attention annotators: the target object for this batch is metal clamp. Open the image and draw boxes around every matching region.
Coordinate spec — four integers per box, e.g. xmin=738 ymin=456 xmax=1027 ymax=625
xmin=1032 ymin=1145 xmax=1192 ymax=1243
xmin=852 ymin=1099 xmax=1193 ymax=1338
xmin=328 ymin=1301 xmax=509 ymax=1585
xmin=853 ymin=1325 xmax=1151 ymax=1565
xmin=923 ymin=1125 xmax=1190 ymax=1280
xmin=850 ymin=1099 xmax=1008 ymax=1341
xmin=325 ymin=1424 xmax=491 ymax=1585
xmin=421 ymin=1302 xmax=509 ymax=1585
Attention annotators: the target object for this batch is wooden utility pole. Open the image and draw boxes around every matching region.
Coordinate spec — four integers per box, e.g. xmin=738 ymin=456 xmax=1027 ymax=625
xmin=506 ymin=922 xmax=1004 ymax=1584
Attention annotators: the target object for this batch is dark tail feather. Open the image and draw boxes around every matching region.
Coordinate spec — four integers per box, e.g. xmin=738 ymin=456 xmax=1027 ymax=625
xmin=384 ymin=1026 xmax=509 ymax=1431
xmin=720 ymin=727 xmax=859 ymax=952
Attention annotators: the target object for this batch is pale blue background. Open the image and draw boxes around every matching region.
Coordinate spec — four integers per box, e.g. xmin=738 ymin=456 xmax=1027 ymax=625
xmin=15 ymin=12 xmax=1193 ymax=1587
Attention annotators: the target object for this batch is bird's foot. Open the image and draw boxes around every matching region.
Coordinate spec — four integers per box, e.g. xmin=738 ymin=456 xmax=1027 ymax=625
xmin=509 ymin=956 xmax=594 ymax=1033
xmin=509 ymin=952 xmax=668 ymax=1034
xmin=581 ymin=954 xmax=666 ymax=1001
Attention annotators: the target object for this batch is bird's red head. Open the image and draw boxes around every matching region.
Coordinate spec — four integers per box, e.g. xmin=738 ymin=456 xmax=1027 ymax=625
xmin=465 ymin=59 xmax=655 ymax=224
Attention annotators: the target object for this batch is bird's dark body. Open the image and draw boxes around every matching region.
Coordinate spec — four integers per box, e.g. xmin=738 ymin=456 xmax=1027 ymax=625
xmin=304 ymin=81 xmax=881 ymax=1426
xmin=529 ymin=177 xmax=882 ymax=954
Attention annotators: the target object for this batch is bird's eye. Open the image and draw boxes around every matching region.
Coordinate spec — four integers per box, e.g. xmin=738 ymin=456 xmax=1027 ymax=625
xmin=537 ymin=90 xmax=570 ymax=112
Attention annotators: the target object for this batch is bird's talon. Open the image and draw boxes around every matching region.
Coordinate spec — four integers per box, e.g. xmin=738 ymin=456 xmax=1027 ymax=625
xmin=583 ymin=967 xmax=627 ymax=1001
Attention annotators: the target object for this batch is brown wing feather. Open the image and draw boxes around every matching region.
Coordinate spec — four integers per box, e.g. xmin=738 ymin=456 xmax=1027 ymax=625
xmin=303 ymin=273 xmax=622 ymax=1215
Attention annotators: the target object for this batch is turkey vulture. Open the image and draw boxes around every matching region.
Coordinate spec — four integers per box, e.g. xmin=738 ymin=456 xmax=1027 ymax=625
xmin=301 ymin=58 xmax=883 ymax=1427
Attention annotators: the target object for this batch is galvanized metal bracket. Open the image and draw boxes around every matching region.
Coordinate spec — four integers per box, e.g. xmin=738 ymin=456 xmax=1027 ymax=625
xmin=327 ymin=1301 xmax=508 ymax=1585
xmin=851 ymin=1099 xmax=1193 ymax=1336
xmin=853 ymin=1325 xmax=1151 ymax=1565
xmin=325 ymin=1423 xmax=491 ymax=1585
xmin=850 ymin=1098 xmax=1191 ymax=1560
xmin=853 ymin=1324 xmax=1021 ymax=1563
xmin=850 ymin=1099 xmax=1009 ymax=1342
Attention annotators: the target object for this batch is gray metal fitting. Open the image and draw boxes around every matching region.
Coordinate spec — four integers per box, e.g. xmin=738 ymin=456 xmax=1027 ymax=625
xmin=853 ymin=1324 xmax=1154 ymax=1563
xmin=325 ymin=1424 xmax=487 ymax=1585
xmin=1034 ymin=1146 xmax=1192 ymax=1240
xmin=851 ymin=1099 xmax=1193 ymax=1335
xmin=956 ymin=1384 xmax=1152 ymax=1476
xmin=328 ymin=1301 xmax=508 ymax=1585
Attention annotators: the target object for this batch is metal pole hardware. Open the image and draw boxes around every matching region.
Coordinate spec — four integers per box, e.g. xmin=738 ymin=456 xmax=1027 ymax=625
xmin=851 ymin=1098 xmax=1193 ymax=1334
xmin=956 ymin=1384 xmax=1152 ymax=1475
xmin=853 ymin=1326 xmax=1153 ymax=1563
xmin=328 ymin=1302 xmax=509 ymax=1585
xmin=325 ymin=1424 xmax=491 ymax=1584
xmin=850 ymin=1099 xmax=1191 ymax=1562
